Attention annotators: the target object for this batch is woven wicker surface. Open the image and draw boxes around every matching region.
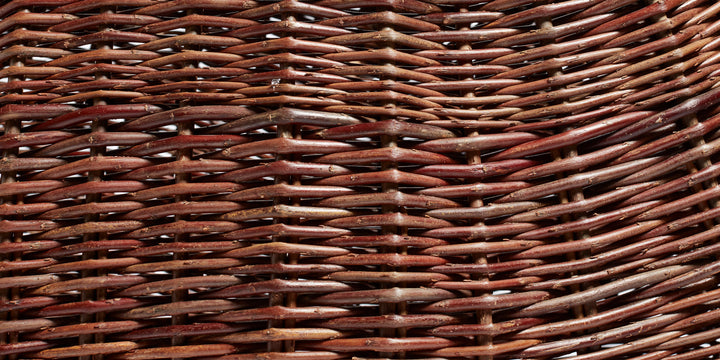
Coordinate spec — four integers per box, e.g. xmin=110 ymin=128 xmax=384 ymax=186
xmin=2 ymin=0 xmax=720 ymax=359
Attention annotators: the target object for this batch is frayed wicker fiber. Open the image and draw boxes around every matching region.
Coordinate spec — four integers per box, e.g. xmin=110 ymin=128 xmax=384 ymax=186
xmin=2 ymin=0 xmax=720 ymax=359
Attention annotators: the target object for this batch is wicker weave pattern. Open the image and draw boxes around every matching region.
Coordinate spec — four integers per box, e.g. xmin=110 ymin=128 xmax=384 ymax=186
xmin=2 ymin=0 xmax=720 ymax=359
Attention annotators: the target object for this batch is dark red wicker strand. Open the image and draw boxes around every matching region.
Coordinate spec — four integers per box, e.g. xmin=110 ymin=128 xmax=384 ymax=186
xmin=2 ymin=0 xmax=720 ymax=359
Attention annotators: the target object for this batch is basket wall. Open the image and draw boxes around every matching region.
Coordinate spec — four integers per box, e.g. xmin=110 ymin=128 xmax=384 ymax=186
xmin=2 ymin=0 xmax=720 ymax=359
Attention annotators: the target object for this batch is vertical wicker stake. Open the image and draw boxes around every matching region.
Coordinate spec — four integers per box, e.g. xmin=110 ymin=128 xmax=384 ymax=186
xmin=1 ymin=28 xmax=24 ymax=360
xmin=81 ymin=8 xmax=111 ymax=360
xmin=0 ymin=7 xmax=36 ymax=360
xmin=377 ymin=23 xmax=401 ymax=359
xmin=535 ymin=6 xmax=600 ymax=348
xmin=269 ymin=9 xmax=293 ymax=354
xmin=454 ymin=6 xmax=495 ymax=360
xmin=170 ymin=10 xmax=194 ymax=356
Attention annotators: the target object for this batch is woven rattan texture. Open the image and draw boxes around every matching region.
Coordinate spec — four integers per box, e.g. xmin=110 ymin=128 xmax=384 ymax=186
xmin=2 ymin=0 xmax=720 ymax=359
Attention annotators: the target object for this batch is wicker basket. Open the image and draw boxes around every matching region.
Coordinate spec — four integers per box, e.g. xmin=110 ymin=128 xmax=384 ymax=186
xmin=2 ymin=0 xmax=720 ymax=359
